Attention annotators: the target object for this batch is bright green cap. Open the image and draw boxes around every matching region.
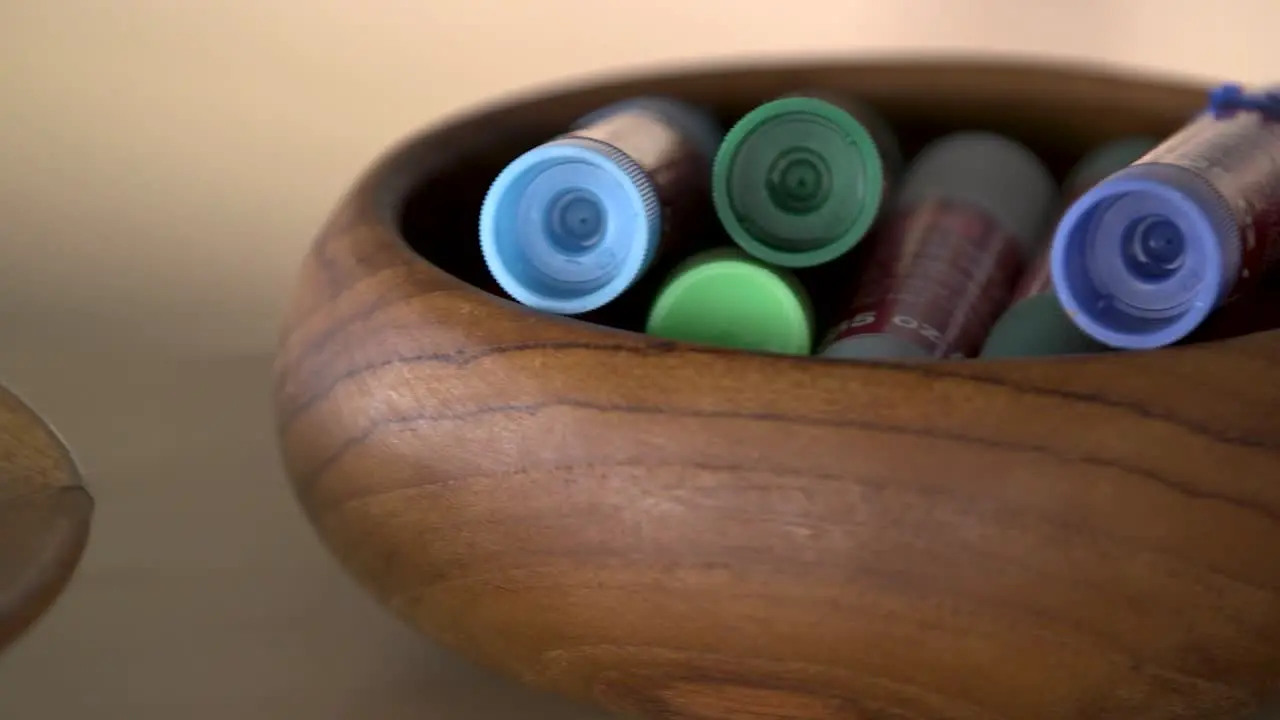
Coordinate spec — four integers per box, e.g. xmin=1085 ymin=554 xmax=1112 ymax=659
xmin=713 ymin=97 xmax=886 ymax=268
xmin=646 ymin=248 xmax=814 ymax=355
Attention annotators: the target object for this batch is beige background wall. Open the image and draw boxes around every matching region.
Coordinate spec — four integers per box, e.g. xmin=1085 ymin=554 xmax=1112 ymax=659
xmin=0 ymin=2 xmax=1275 ymax=718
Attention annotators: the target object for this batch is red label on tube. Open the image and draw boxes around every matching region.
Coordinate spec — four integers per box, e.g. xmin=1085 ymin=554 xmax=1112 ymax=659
xmin=566 ymin=109 xmax=710 ymax=264
xmin=1137 ymin=111 xmax=1280 ymax=295
xmin=820 ymin=199 xmax=1026 ymax=358
xmin=1009 ymin=251 xmax=1053 ymax=305
xmin=1186 ymin=283 xmax=1280 ymax=343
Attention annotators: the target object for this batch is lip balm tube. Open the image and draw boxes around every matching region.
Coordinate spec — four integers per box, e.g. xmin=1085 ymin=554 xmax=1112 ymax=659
xmin=818 ymin=132 xmax=1058 ymax=360
xmin=479 ymin=97 xmax=722 ymax=315
xmin=712 ymin=93 xmax=902 ymax=268
xmin=646 ymin=247 xmax=814 ymax=355
xmin=1051 ymin=85 xmax=1280 ymax=349
xmin=980 ymin=136 xmax=1158 ymax=358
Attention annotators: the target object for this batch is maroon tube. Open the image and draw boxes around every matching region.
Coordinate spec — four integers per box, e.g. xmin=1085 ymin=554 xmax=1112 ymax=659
xmin=819 ymin=132 xmax=1059 ymax=360
xmin=1185 ymin=282 xmax=1280 ymax=343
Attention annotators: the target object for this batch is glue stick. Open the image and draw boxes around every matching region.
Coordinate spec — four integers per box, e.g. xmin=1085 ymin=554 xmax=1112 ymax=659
xmin=712 ymin=93 xmax=901 ymax=268
xmin=1052 ymin=83 xmax=1280 ymax=349
xmin=480 ymin=97 xmax=721 ymax=315
xmin=820 ymin=132 xmax=1058 ymax=360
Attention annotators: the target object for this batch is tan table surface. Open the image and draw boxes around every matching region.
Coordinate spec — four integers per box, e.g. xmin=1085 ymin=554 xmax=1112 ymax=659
xmin=0 ymin=327 xmax=604 ymax=719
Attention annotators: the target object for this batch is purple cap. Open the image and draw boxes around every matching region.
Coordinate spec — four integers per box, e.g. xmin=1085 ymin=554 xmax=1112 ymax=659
xmin=1050 ymin=162 xmax=1239 ymax=350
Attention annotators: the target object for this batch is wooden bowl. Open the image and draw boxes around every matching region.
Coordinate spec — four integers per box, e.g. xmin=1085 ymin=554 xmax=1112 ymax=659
xmin=274 ymin=59 xmax=1280 ymax=720
xmin=0 ymin=383 xmax=92 ymax=651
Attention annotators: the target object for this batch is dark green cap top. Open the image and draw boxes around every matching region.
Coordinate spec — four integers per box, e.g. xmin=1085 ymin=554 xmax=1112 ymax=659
xmin=713 ymin=96 xmax=888 ymax=268
xmin=979 ymin=293 xmax=1106 ymax=358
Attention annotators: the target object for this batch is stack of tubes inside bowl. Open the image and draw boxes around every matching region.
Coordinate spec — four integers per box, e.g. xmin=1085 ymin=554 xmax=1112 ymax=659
xmin=475 ymin=82 xmax=1280 ymax=361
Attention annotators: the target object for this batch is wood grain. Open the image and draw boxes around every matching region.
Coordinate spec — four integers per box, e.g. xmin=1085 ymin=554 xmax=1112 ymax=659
xmin=0 ymin=382 xmax=92 ymax=651
xmin=273 ymin=59 xmax=1280 ymax=720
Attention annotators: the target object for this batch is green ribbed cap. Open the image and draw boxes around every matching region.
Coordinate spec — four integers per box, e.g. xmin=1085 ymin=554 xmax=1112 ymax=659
xmin=712 ymin=96 xmax=887 ymax=268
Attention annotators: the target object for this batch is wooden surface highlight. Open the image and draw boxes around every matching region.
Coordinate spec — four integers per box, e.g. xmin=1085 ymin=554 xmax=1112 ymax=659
xmin=274 ymin=59 xmax=1280 ymax=719
xmin=0 ymin=383 xmax=92 ymax=651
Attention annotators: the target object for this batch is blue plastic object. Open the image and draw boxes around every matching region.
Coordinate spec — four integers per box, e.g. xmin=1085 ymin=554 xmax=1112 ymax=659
xmin=480 ymin=135 xmax=661 ymax=315
xmin=1050 ymin=162 xmax=1237 ymax=350
xmin=1207 ymin=83 xmax=1280 ymax=120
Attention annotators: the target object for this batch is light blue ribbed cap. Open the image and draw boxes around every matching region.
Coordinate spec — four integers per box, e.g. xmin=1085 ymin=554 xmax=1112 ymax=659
xmin=479 ymin=135 xmax=661 ymax=315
